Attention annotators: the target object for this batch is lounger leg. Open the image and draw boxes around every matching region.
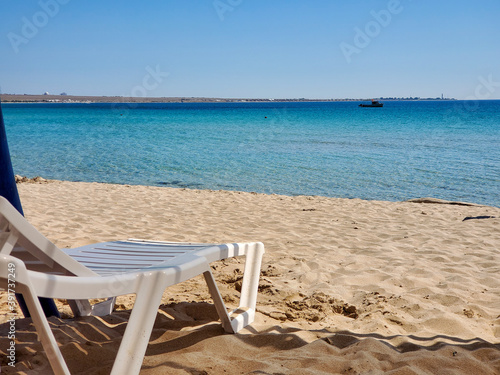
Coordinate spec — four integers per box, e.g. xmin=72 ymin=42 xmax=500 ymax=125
xmin=0 ymin=256 xmax=68 ymax=374
xmin=67 ymin=299 xmax=92 ymax=316
xmin=204 ymin=243 xmax=265 ymax=333
xmin=2 ymin=256 xmax=71 ymax=375
xmin=19 ymin=284 xmax=70 ymax=375
xmin=110 ymin=273 xmax=167 ymax=375
xmin=230 ymin=243 xmax=265 ymax=332
xmin=68 ymin=297 xmax=116 ymax=317
xmin=239 ymin=243 xmax=265 ymax=312
xmin=203 ymin=270 xmax=234 ymax=333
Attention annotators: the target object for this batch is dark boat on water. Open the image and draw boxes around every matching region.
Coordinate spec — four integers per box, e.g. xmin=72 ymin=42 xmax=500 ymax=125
xmin=359 ymin=100 xmax=383 ymax=107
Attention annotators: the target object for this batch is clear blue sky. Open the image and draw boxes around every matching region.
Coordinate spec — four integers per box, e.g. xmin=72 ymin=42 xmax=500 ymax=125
xmin=1 ymin=0 xmax=499 ymax=99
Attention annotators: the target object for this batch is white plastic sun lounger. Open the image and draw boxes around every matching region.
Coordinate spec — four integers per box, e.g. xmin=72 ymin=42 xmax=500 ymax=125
xmin=0 ymin=196 xmax=264 ymax=375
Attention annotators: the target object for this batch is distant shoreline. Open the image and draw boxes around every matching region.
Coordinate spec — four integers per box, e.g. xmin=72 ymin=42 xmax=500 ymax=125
xmin=0 ymin=94 xmax=457 ymax=104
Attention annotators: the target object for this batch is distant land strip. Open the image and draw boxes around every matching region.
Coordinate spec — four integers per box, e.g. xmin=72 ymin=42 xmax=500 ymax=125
xmin=0 ymin=94 xmax=456 ymax=103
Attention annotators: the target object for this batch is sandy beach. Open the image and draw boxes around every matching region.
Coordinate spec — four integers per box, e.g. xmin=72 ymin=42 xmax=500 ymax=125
xmin=1 ymin=179 xmax=499 ymax=374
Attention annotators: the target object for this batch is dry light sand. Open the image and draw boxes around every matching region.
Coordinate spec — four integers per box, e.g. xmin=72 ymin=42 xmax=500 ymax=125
xmin=1 ymin=180 xmax=499 ymax=374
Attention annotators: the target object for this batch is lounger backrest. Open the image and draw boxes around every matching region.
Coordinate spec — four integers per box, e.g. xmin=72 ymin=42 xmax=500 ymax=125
xmin=0 ymin=196 xmax=96 ymax=276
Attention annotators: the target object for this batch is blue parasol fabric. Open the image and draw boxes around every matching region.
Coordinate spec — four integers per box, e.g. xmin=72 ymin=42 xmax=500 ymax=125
xmin=0 ymin=98 xmax=60 ymax=318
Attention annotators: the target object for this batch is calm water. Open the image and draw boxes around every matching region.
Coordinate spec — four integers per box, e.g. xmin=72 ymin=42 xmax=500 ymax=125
xmin=2 ymin=101 xmax=499 ymax=207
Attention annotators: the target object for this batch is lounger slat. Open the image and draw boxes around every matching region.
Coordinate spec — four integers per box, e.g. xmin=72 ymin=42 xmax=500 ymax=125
xmin=69 ymin=254 xmax=176 ymax=262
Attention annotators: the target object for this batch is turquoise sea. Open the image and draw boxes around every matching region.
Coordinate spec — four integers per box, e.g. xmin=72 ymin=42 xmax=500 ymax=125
xmin=2 ymin=100 xmax=499 ymax=207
